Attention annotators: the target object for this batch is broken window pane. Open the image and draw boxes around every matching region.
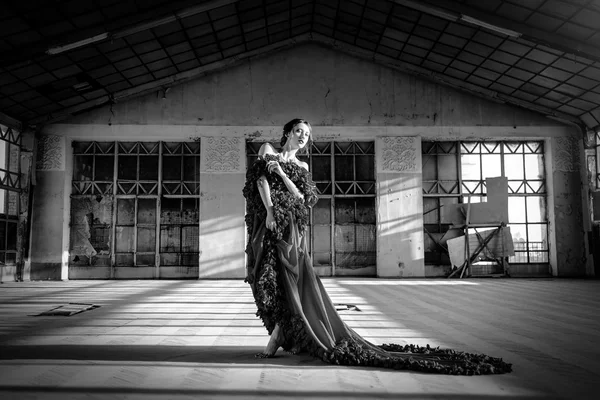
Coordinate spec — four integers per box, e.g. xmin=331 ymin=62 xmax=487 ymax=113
xmin=117 ymin=199 xmax=135 ymax=225
xmin=74 ymin=156 xmax=93 ymax=180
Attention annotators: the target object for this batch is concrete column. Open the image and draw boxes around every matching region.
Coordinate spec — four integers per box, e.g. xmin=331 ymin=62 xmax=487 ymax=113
xmin=30 ymin=134 xmax=69 ymax=280
xmin=376 ymin=136 xmax=424 ymax=277
xmin=199 ymin=136 xmax=246 ymax=278
xmin=549 ymin=136 xmax=587 ymax=276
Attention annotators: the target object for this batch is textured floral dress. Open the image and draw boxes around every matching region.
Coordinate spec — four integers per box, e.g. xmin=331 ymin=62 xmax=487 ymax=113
xmin=243 ymin=154 xmax=512 ymax=375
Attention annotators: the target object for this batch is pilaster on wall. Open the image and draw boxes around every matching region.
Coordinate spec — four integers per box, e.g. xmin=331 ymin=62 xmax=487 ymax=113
xmin=31 ymin=134 xmax=69 ymax=280
xmin=550 ymin=136 xmax=587 ymax=276
xmin=376 ymin=136 xmax=425 ymax=277
xmin=199 ymin=137 xmax=247 ymax=278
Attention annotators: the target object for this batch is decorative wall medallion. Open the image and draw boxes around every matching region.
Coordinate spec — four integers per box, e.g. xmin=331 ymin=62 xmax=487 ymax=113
xmin=36 ymin=134 xmax=65 ymax=171
xmin=380 ymin=137 xmax=418 ymax=172
xmin=202 ymin=137 xmax=243 ymax=173
xmin=555 ymin=136 xmax=580 ymax=172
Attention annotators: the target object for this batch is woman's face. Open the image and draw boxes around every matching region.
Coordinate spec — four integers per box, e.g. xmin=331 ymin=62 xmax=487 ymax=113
xmin=288 ymin=123 xmax=311 ymax=149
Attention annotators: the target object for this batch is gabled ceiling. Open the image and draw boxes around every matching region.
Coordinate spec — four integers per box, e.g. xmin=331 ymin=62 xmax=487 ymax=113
xmin=1 ymin=0 xmax=599 ymax=131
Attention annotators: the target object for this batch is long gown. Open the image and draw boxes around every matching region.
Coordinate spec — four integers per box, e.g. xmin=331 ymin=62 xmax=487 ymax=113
xmin=243 ymin=154 xmax=512 ymax=375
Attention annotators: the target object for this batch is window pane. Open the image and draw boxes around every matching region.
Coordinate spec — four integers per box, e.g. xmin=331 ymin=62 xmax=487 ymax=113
xmin=7 ymin=191 xmax=17 ymax=216
xmin=9 ymin=143 xmax=19 ymax=171
xmin=356 ymin=198 xmax=375 ymax=224
xmin=117 ymin=199 xmax=135 ymax=225
xmin=438 ymin=155 xmax=457 ymax=180
xmin=74 ymin=155 xmax=93 ymax=180
xmin=525 ymin=154 xmax=544 ymax=179
xmin=355 ymin=155 xmax=374 ymax=181
xmin=527 ymin=224 xmax=547 ymax=247
xmin=115 ymin=227 xmax=134 ymax=252
xmin=423 ymin=198 xmax=439 ymax=224
xmin=0 ymin=140 xmax=5 ymax=169
xmin=0 ymin=221 xmax=4 ymax=250
xmin=137 ymin=199 xmax=156 ymax=224
xmin=461 ymin=154 xmax=481 ymax=180
xmin=481 ymin=154 xmax=501 ymax=179
xmin=312 ymin=156 xmax=331 ymax=181
xmin=508 ymin=196 xmax=526 ymax=223
xmin=183 ymin=156 xmax=200 ymax=181
xmin=313 ymin=225 xmax=331 ymax=252
xmin=137 ymin=227 xmax=156 ymax=252
xmin=509 ymin=224 xmax=528 ymax=247
xmin=335 ymin=156 xmax=354 ymax=181
xmin=163 ymin=155 xmax=181 ymax=180
xmin=95 ymin=155 xmax=114 ymax=180
xmin=504 ymin=154 xmax=524 ymax=179
xmin=335 ymin=198 xmax=355 ymax=223
xmin=118 ymin=156 xmax=137 ymax=180
xmin=6 ymin=223 xmax=15 ymax=250
xmin=139 ymin=156 xmax=158 ymax=180
xmin=526 ymin=197 xmax=546 ymax=223
xmin=422 ymin=155 xmax=437 ymax=180
xmin=136 ymin=253 xmax=155 ymax=266
xmin=313 ymin=198 xmax=331 ymax=224
xmin=440 ymin=197 xmax=460 ymax=224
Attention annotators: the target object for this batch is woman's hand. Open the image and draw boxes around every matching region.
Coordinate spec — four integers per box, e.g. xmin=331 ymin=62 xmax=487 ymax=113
xmin=267 ymin=160 xmax=285 ymax=177
xmin=266 ymin=208 xmax=276 ymax=231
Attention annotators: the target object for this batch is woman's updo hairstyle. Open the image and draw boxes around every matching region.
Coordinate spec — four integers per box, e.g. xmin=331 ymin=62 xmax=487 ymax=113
xmin=280 ymin=118 xmax=312 ymax=148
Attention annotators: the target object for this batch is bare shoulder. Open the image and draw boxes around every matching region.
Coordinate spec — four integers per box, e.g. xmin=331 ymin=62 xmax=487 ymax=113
xmin=297 ymin=160 xmax=309 ymax=171
xmin=258 ymin=142 xmax=278 ymax=158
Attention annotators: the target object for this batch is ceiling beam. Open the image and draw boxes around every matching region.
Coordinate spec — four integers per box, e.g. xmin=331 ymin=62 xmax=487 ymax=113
xmin=0 ymin=0 xmax=238 ymax=68
xmin=46 ymin=0 xmax=239 ymax=55
xmin=420 ymin=0 xmax=600 ymax=63
xmin=0 ymin=111 xmax=23 ymax=131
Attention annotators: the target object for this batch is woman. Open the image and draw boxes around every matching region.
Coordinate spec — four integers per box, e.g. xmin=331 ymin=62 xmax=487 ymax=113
xmin=243 ymin=118 xmax=512 ymax=375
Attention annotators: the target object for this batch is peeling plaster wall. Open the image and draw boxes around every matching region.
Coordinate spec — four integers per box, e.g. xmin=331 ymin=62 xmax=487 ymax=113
xmin=31 ymin=43 xmax=586 ymax=279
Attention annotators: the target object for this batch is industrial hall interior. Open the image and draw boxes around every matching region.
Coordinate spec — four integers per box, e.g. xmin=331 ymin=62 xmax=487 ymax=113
xmin=1 ymin=1 xmax=600 ymax=400
xmin=1 ymin=0 xmax=599 ymax=281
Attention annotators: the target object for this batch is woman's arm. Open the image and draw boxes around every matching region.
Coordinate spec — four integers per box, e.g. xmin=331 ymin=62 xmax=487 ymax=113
xmin=270 ymin=166 xmax=304 ymax=201
xmin=257 ymin=174 xmax=276 ymax=230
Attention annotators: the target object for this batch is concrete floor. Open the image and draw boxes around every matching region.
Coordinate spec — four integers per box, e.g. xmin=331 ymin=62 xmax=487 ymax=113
xmin=0 ymin=278 xmax=598 ymax=400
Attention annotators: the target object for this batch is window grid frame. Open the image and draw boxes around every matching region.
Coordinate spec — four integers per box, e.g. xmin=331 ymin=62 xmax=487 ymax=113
xmin=70 ymin=141 xmax=201 ymax=271
xmin=423 ymin=140 xmax=549 ymax=265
